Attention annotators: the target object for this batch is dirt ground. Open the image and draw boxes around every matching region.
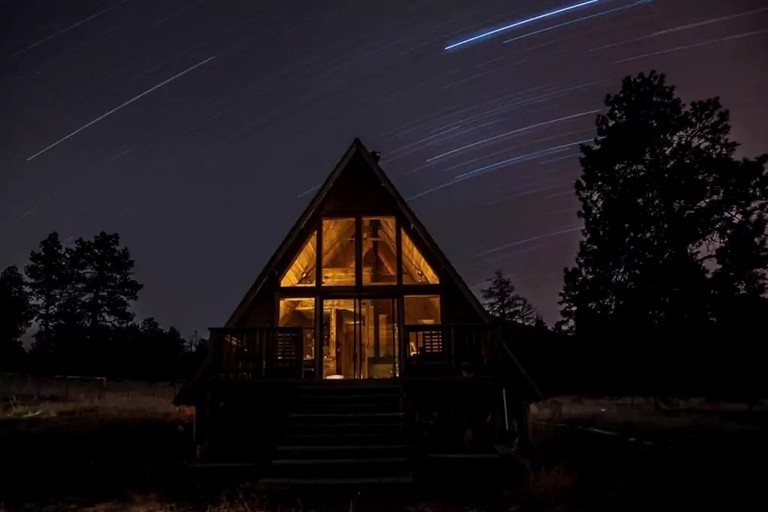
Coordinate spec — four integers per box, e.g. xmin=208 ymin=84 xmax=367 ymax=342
xmin=0 ymin=396 xmax=766 ymax=511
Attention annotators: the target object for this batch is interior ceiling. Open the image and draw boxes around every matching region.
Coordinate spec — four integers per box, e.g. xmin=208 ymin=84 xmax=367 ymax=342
xmin=362 ymin=218 xmax=397 ymax=278
xmin=280 ymin=232 xmax=317 ymax=286
xmin=282 ymin=218 xmax=438 ymax=286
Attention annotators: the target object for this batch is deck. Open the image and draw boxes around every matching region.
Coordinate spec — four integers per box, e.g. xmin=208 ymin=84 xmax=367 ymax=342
xmin=208 ymin=324 xmax=505 ymax=380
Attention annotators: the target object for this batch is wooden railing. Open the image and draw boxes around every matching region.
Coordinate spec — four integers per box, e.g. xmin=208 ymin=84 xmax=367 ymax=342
xmin=210 ymin=327 xmax=306 ymax=380
xmin=209 ymin=324 xmax=504 ymax=380
xmin=404 ymin=324 xmax=502 ymax=376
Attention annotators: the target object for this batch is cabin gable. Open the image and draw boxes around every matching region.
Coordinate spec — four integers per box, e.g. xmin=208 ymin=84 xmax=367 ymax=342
xmin=228 ymin=139 xmax=486 ymax=330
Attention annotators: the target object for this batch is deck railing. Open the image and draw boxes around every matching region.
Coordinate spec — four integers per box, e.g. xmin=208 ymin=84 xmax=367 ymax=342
xmin=209 ymin=327 xmax=306 ymax=380
xmin=209 ymin=324 xmax=502 ymax=380
xmin=403 ymin=324 xmax=501 ymax=376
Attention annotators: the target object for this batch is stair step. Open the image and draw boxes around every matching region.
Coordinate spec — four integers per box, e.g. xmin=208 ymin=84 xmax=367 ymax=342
xmin=288 ymin=416 xmax=404 ymax=429
xmin=275 ymin=445 xmax=409 ymax=459
xmin=294 ymin=403 xmax=400 ymax=412
xmin=298 ymin=385 xmax=401 ymax=395
xmin=269 ymin=456 xmax=411 ymax=478
xmin=285 ymin=423 xmax=405 ymax=434
xmin=259 ymin=474 xmax=414 ymax=487
xmin=278 ymin=444 xmax=407 ymax=452
xmin=291 ymin=412 xmax=403 ymax=418
xmin=283 ymin=433 xmax=407 ymax=445
xmin=297 ymin=394 xmax=401 ymax=402
xmin=266 ymin=381 xmax=411 ymax=486
xmin=273 ymin=457 xmax=408 ymax=466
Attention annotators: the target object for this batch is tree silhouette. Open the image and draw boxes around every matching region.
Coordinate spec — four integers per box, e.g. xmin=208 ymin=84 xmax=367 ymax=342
xmin=24 ymin=231 xmax=144 ymax=374
xmin=73 ymin=232 xmax=143 ymax=332
xmin=559 ymin=71 xmax=768 ymax=339
xmin=25 ymin=233 xmax=68 ymax=356
xmin=711 ymin=214 xmax=768 ymax=324
xmin=481 ymin=270 xmax=539 ymax=326
xmin=0 ymin=266 xmax=32 ymax=370
xmin=514 ymin=296 xmax=538 ymax=327
xmin=12 ymin=231 xmax=202 ymax=379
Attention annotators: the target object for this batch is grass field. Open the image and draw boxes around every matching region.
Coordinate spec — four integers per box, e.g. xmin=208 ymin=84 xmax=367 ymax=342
xmin=1 ymin=391 xmax=766 ymax=511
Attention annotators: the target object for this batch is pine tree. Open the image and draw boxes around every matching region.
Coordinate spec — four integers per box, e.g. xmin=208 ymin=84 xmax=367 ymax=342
xmin=74 ymin=232 xmax=142 ymax=331
xmin=559 ymin=71 xmax=768 ymax=338
xmin=481 ymin=270 xmax=539 ymax=326
xmin=24 ymin=231 xmax=143 ymax=374
xmin=25 ymin=233 xmax=68 ymax=354
xmin=0 ymin=266 xmax=32 ymax=370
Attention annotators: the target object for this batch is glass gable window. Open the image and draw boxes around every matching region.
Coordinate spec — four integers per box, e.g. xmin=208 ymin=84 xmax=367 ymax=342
xmin=362 ymin=217 xmax=397 ymax=285
xmin=401 ymin=228 xmax=439 ymax=284
xmin=280 ymin=232 xmax=317 ymax=287
xmin=278 ymin=298 xmax=315 ymax=360
xmin=322 ymin=218 xmax=356 ymax=286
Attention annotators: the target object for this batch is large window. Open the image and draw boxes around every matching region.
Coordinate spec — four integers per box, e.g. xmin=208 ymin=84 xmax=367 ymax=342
xmin=361 ymin=298 xmax=398 ymax=377
xmin=322 ymin=218 xmax=356 ymax=286
xmin=278 ymin=298 xmax=315 ymax=360
xmin=282 ymin=219 xmax=439 ymax=288
xmin=404 ymin=295 xmax=441 ymax=358
xmin=320 ymin=298 xmax=398 ymax=379
xmin=362 ymin=217 xmax=397 ymax=285
xmin=281 ymin=232 xmax=317 ymax=287
xmin=401 ymin=229 xmax=439 ymax=284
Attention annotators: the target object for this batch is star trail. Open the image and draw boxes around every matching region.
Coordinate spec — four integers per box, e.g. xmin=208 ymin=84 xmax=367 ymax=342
xmin=2 ymin=0 xmax=766 ymax=332
xmin=27 ymin=55 xmax=217 ymax=161
xmin=444 ymin=0 xmax=600 ymax=50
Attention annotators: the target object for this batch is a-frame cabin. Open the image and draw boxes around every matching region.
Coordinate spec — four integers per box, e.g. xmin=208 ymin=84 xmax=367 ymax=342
xmin=176 ymin=139 xmax=535 ymax=482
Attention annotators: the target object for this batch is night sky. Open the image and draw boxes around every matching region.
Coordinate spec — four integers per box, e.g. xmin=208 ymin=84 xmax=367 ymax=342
xmin=2 ymin=0 xmax=767 ymax=335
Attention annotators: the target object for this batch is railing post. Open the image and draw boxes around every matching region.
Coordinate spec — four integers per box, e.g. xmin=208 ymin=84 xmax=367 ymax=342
xmin=261 ymin=330 xmax=267 ymax=379
xmin=295 ymin=328 xmax=302 ymax=379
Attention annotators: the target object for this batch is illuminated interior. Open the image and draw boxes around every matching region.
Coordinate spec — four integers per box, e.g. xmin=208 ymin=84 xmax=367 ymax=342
xmin=276 ymin=217 xmax=443 ymax=378
xmin=280 ymin=219 xmax=440 ymax=289
xmin=362 ymin=217 xmax=397 ymax=285
xmin=321 ymin=298 xmax=398 ymax=379
xmin=278 ymin=298 xmax=315 ymax=360
xmin=401 ymin=229 xmax=439 ymax=284
xmin=321 ymin=218 xmax=356 ymax=286
xmin=280 ymin=232 xmax=317 ymax=287
xmin=404 ymin=295 xmax=440 ymax=325
xmin=404 ymin=295 xmax=441 ymax=356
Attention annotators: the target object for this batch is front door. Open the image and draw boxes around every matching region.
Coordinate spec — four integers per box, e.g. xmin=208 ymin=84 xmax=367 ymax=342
xmin=321 ymin=298 xmax=398 ymax=379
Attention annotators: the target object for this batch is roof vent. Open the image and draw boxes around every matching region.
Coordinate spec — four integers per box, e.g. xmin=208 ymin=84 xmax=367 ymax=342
xmin=371 ymin=151 xmax=381 ymax=162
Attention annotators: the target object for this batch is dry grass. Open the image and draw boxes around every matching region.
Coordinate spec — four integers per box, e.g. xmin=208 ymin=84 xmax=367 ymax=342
xmin=3 ymin=398 xmax=188 ymax=420
xmin=80 ymin=494 xmax=272 ymax=512
xmin=77 ymin=495 xmax=483 ymax=512
xmin=531 ymin=395 xmax=766 ymax=438
xmin=2 ymin=378 xmax=190 ymax=426
xmin=78 ymin=499 xmax=505 ymax=512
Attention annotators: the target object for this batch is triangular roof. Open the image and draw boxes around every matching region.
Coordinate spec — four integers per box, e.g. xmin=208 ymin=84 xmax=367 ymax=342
xmin=226 ymin=138 xmax=488 ymax=326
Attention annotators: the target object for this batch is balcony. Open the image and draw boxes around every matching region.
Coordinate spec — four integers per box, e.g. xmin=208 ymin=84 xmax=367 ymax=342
xmin=404 ymin=324 xmax=502 ymax=376
xmin=210 ymin=327 xmax=308 ymax=380
xmin=209 ymin=324 xmax=502 ymax=380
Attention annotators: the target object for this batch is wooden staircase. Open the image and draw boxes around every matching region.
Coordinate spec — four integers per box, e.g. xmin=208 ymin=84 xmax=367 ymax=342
xmin=260 ymin=381 xmax=413 ymax=487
